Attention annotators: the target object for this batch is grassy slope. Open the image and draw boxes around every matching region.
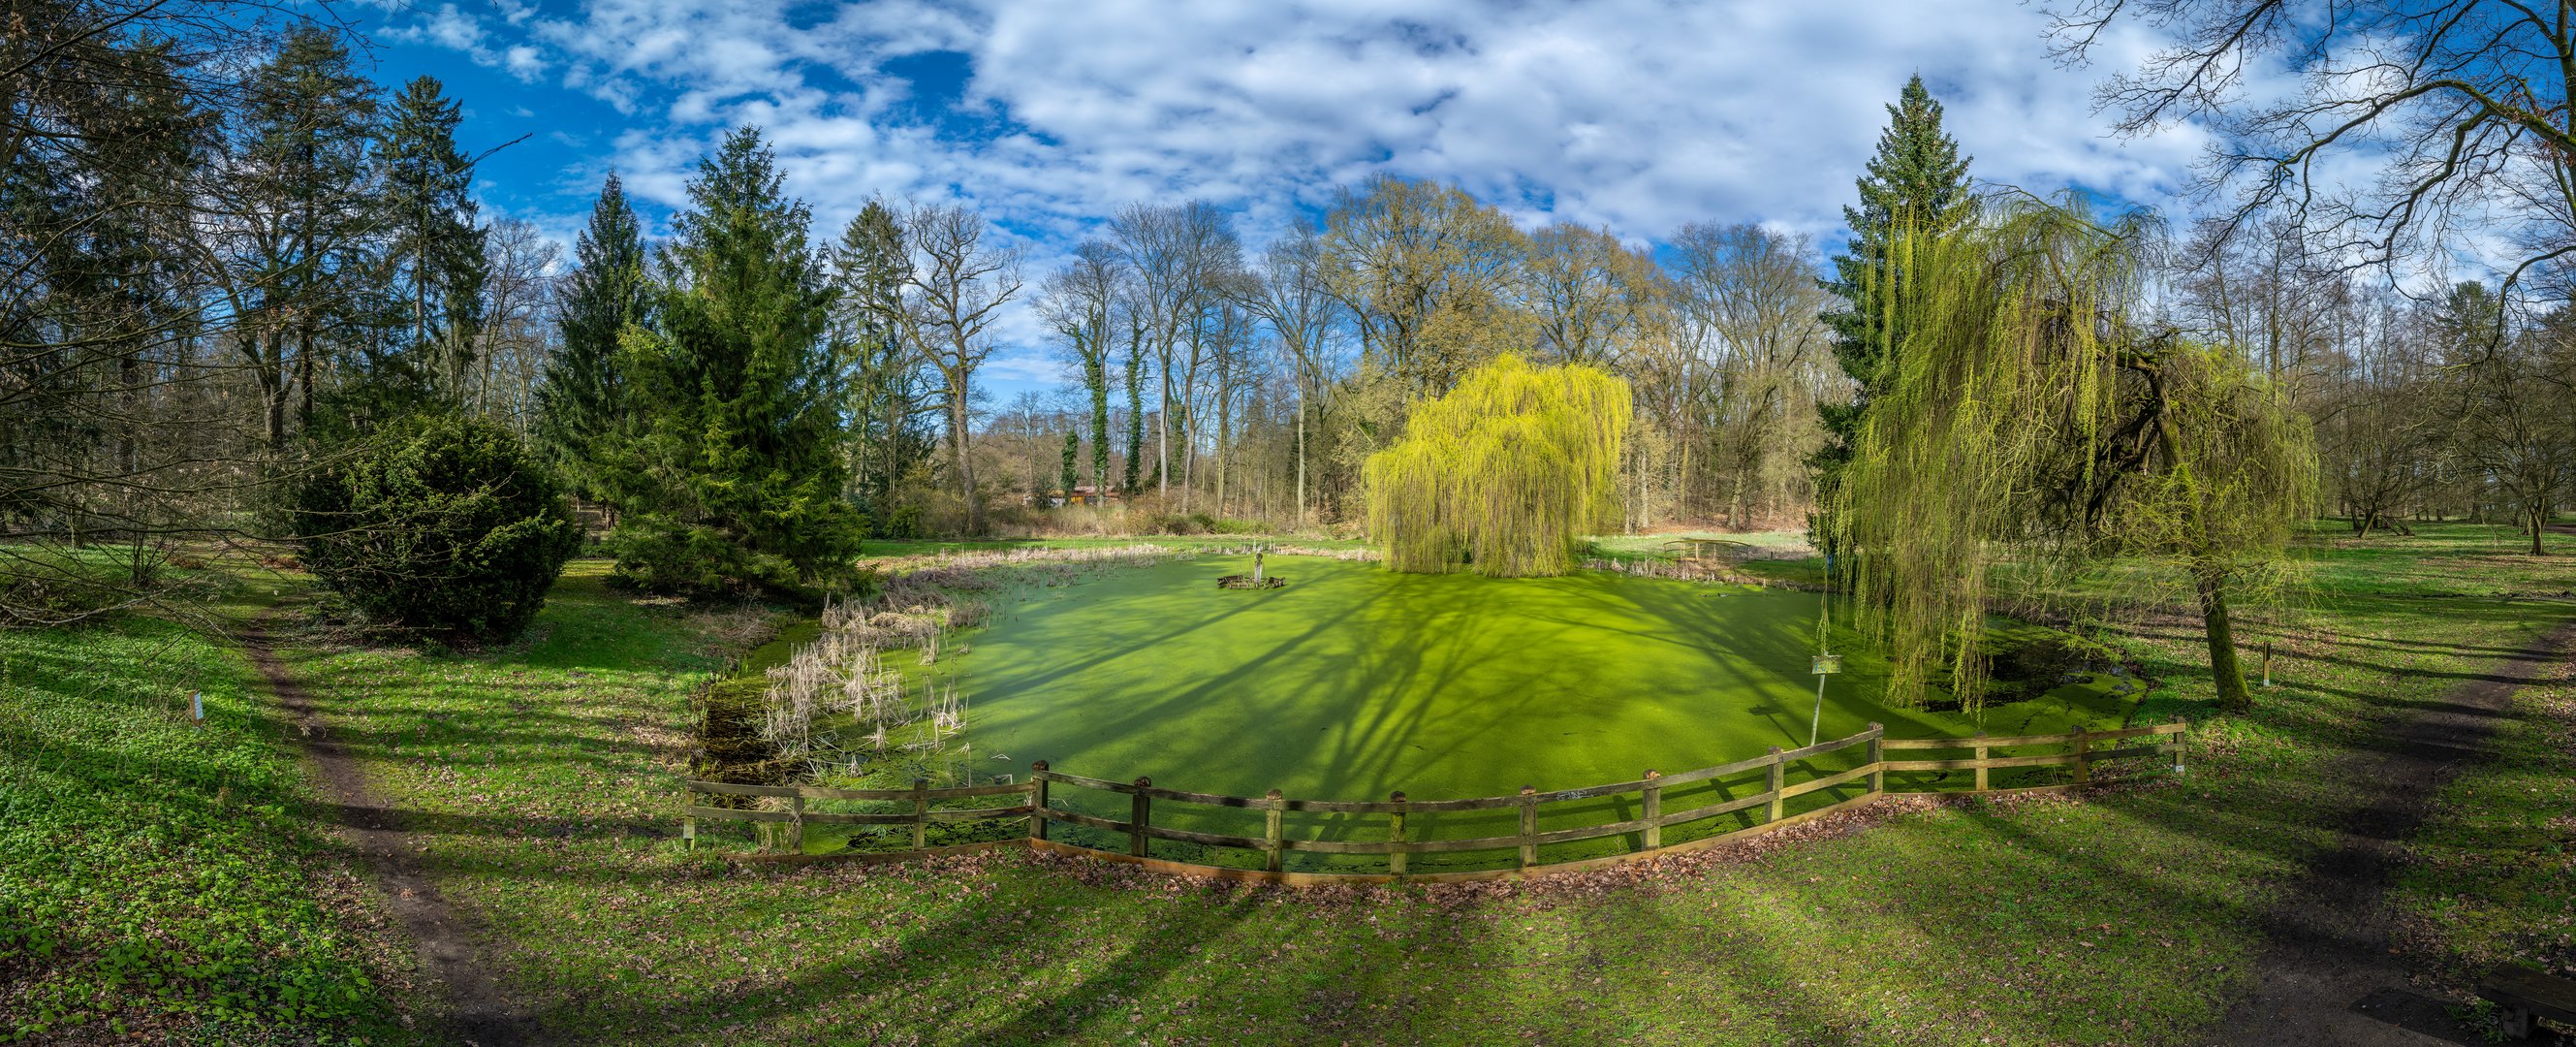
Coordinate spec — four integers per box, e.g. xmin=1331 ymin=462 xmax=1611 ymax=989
xmin=251 ymin=524 xmax=2576 ymax=1045
xmin=0 ymin=614 xmax=393 ymax=1044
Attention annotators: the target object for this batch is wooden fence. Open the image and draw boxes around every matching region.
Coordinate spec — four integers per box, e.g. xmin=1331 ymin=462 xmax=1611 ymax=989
xmin=681 ymin=717 xmax=2186 ymax=885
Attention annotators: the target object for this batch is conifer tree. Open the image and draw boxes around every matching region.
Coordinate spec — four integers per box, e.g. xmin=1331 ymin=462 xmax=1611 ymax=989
xmin=1813 ymin=75 xmax=1974 ymax=518
xmin=232 ymin=27 xmax=381 ymax=450
xmin=602 ymin=127 xmax=862 ymax=594
xmin=540 ymin=173 xmax=650 ymax=496
xmin=380 ymin=75 xmax=487 ymax=401
xmin=830 ymin=200 xmax=934 ymax=524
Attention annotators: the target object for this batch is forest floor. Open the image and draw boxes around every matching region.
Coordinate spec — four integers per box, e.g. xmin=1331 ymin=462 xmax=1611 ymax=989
xmin=4 ymin=522 xmax=2572 ymax=1044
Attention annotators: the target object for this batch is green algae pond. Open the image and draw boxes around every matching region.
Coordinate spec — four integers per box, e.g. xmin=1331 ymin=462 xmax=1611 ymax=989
xmin=729 ymin=552 xmax=2143 ymax=872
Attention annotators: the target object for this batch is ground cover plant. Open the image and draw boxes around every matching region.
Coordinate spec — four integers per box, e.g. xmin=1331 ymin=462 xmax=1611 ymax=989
xmin=231 ymin=524 xmax=2575 ymax=1044
xmin=0 ymin=613 xmax=394 ymax=1044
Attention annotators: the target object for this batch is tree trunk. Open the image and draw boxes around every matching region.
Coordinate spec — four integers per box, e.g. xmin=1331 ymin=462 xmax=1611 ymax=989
xmin=2530 ymin=503 xmax=2548 ymax=555
xmin=1156 ymin=350 xmax=1171 ymax=502
xmin=2197 ymin=569 xmax=2252 ymax=714
xmin=265 ymin=331 xmax=290 ymax=454
xmin=1295 ymin=377 xmax=1307 ymax=531
xmin=948 ymin=378 xmax=981 ymax=534
xmin=295 ymin=330 xmax=315 ymax=433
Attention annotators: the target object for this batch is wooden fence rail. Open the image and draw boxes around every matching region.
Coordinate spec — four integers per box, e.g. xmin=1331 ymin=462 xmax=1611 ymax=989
xmin=681 ymin=717 xmax=2186 ymax=884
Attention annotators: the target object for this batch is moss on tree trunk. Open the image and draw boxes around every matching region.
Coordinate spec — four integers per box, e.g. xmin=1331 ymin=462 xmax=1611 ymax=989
xmin=2197 ymin=569 xmax=2251 ymax=713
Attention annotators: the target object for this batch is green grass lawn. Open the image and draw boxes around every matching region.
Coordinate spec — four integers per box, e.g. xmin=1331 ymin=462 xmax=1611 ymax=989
xmin=0 ymin=615 xmax=395 ymax=1044
xmin=23 ymin=521 xmax=2571 ymax=1044
xmin=2384 ymin=566 xmax=2576 ymax=1000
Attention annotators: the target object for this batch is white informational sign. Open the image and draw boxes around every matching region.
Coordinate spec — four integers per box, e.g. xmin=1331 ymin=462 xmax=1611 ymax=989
xmin=1810 ymin=654 xmax=1842 ymax=676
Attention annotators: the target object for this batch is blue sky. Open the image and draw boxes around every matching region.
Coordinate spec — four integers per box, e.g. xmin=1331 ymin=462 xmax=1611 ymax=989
xmin=353 ymin=0 xmax=2212 ymax=397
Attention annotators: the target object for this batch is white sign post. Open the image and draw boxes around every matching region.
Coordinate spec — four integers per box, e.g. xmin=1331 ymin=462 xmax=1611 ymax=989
xmin=1808 ymin=654 xmax=1841 ymax=747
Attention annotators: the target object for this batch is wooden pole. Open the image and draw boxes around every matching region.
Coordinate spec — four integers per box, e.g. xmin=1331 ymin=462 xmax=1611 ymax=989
xmin=1517 ymin=785 xmax=1538 ymax=870
xmin=2072 ymin=728 xmax=2091 ymax=785
xmin=787 ymin=794 xmax=804 ymax=855
xmin=911 ymin=777 xmax=929 ymax=851
xmin=1641 ymin=771 xmax=1662 ymax=850
xmin=1765 ymin=746 xmax=1785 ymax=823
xmin=1388 ymin=791 xmax=1408 ymax=876
xmin=2169 ymin=714 xmax=2187 ymax=774
xmin=1865 ymin=722 xmax=1884 ymax=796
xmin=2261 ymin=640 xmax=2274 ymax=688
xmin=1129 ymin=777 xmax=1151 ymax=858
xmin=1973 ymin=732 xmax=1990 ymax=792
xmin=1263 ymin=788 xmax=1284 ymax=872
xmin=1029 ymin=761 xmax=1050 ymax=840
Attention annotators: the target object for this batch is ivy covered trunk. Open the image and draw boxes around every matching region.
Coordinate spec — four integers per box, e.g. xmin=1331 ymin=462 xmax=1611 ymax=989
xmin=2196 ymin=567 xmax=2251 ymax=713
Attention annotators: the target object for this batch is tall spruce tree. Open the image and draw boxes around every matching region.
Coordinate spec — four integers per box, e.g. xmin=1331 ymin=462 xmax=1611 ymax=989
xmin=379 ymin=75 xmax=486 ymax=403
xmin=602 ymin=127 xmax=862 ymax=595
xmin=231 ymin=27 xmax=381 ymax=451
xmin=829 ymin=200 xmax=934 ymax=526
xmin=1813 ymin=75 xmax=1974 ymax=525
xmin=540 ymin=173 xmax=650 ymax=496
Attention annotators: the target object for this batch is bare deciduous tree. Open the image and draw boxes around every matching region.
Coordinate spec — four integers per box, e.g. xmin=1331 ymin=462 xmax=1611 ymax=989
xmin=895 ymin=203 xmax=1021 ymax=535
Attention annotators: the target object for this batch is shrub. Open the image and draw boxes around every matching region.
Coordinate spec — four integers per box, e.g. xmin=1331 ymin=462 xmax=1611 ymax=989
xmin=602 ymin=515 xmax=801 ymax=596
xmin=294 ymin=415 xmax=581 ymax=644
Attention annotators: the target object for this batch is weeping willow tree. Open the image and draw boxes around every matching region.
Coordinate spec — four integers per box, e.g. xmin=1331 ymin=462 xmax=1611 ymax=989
xmin=1366 ymin=355 xmax=1631 ymax=577
xmin=1830 ymin=197 xmax=2314 ymax=714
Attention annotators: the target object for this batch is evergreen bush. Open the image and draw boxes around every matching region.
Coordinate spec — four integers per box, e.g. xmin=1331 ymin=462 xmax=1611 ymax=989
xmin=294 ymin=416 xmax=581 ymax=643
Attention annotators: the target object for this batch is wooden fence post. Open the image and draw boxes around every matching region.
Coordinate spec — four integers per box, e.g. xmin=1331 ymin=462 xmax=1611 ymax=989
xmin=1388 ymin=791 xmax=1408 ymax=877
xmin=681 ymin=793 xmax=696 ymax=852
xmin=787 ymin=793 xmax=804 ymax=855
xmin=1866 ymin=722 xmax=1885 ymax=796
xmin=1129 ymin=777 xmax=1151 ymax=858
xmin=910 ymin=777 xmax=929 ymax=850
xmin=1766 ymin=746 xmax=1785 ymax=823
xmin=1029 ymin=761 xmax=1050 ymax=841
xmin=2169 ymin=714 xmax=2186 ymax=773
xmin=1641 ymin=771 xmax=1662 ymax=851
xmin=2072 ymin=728 xmax=2091 ymax=785
xmin=1263 ymin=789 xmax=1284 ymax=872
xmin=1973 ymin=732 xmax=1990 ymax=792
xmin=1517 ymin=785 xmax=1538 ymax=870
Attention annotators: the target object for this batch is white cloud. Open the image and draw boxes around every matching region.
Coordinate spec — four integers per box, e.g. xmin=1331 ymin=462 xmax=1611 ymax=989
xmin=504 ymin=46 xmax=546 ymax=82
xmin=389 ymin=0 xmax=2223 ymax=391
xmin=387 ymin=4 xmax=547 ymax=83
xmin=463 ymin=2 xmax=2198 ymax=244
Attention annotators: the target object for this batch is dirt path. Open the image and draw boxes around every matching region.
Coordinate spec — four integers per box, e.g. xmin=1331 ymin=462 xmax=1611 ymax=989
xmin=239 ymin=627 xmax=532 ymax=1047
xmin=2208 ymin=619 xmax=2576 ymax=1046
